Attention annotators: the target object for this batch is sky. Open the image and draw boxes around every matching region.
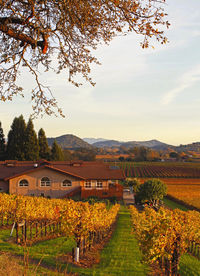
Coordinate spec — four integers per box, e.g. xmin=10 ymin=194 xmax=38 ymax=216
xmin=1 ymin=0 xmax=200 ymax=146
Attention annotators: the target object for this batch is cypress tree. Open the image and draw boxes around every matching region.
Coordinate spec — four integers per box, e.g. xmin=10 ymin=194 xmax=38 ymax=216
xmin=51 ymin=140 xmax=64 ymax=161
xmin=24 ymin=119 xmax=39 ymax=161
xmin=0 ymin=121 xmax=6 ymax=161
xmin=38 ymin=128 xmax=50 ymax=160
xmin=7 ymin=115 xmax=26 ymax=160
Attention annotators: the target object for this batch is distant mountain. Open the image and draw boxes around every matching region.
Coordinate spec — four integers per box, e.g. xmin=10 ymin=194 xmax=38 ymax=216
xmin=47 ymin=134 xmax=93 ymax=149
xmin=83 ymin=138 xmax=108 ymax=144
xmin=93 ymin=140 xmax=123 ymax=148
xmin=47 ymin=134 xmax=174 ymax=151
xmin=123 ymin=140 xmax=172 ymax=150
xmin=93 ymin=139 xmax=172 ymax=150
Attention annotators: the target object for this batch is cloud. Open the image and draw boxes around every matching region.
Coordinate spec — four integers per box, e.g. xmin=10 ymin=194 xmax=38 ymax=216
xmin=161 ymin=64 xmax=200 ymax=105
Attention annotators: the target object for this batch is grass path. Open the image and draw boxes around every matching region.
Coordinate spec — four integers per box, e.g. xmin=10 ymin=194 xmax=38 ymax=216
xmin=163 ymin=197 xmax=189 ymax=211
xmin=70 ymin=205 xmax=149 ymax=276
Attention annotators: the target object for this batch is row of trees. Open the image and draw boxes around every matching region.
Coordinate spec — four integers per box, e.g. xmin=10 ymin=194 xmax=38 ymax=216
xmin=0 ymin=115 xmax=64 ymax=161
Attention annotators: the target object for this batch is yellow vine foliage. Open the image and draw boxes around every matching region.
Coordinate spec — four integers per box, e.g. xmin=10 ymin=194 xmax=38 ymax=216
xmin=130 ymin=206 xmax=200 ymax=263
xmin=0 ymin=193 xmax=120 ymax=241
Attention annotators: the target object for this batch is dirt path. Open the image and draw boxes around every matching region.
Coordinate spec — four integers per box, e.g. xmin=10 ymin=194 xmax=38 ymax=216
xmin=123 ymin=189 xmax=135 ymax=205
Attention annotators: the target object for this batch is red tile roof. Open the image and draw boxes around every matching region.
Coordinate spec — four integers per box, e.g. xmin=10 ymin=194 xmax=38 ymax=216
xmin=0 ymin=160 xmax=125 ymax=181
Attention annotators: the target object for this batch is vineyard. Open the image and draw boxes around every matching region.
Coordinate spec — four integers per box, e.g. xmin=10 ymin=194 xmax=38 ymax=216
xmin=0 ymin=193 xmax=119 ymax=258
xmin=117 ymin=162 xmax=200 ymax=178
xmin=116 ymin=162 xmax=200 ymax=209
xmin=167 ymin=184 xmax=200 ymax=210
xmin=0 ymin=193 xmax=200 ymax=274
xmin=130 ymin=205 xmax=200 ymax=275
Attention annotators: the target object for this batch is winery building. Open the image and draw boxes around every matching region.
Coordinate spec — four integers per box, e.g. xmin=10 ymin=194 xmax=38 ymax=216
xmin=0 ymin=160 xmax=125 ymax=200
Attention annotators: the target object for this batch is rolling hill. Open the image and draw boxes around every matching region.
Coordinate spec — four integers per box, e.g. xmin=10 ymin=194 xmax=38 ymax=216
xmin=92 ymin=139 xmax=172 ymax=150
xmin=48 ymin=134 xmax=196 ymax=152
xmin=47 ymin=134 xmax=93 ymax=149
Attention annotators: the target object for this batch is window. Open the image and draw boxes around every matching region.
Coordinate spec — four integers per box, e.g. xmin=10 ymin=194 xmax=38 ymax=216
xmin=62 ymin=179 xmax=72 ymax=187
xmin=40 ymin=177 xmax=51 ymax=187
xmin=96 ymin=181 xmax=103 ymax=189
xmin=19 ymin=179 xmax=29 ymax=187
xmin=85 ymin=181 xmax=92 ymax=189
xmin=109 ymin=180 xmax=116 ymax=187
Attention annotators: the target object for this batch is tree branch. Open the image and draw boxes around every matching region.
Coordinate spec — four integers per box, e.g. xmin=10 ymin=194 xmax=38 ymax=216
xmin=0 ymin=23 xmax=48 ymax=53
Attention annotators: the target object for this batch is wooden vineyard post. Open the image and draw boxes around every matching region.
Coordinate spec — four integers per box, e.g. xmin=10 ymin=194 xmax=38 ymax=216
xmin=21 ymin=222 xmax=24 ymax=241
xmin=36 ymin=222 xmax=38 ymax=237
xmin=24 ymin=201 xmax=27 ymax=242
xmin=30 ymin=222 xmax=32 ymax=240
xmin=171 ymin=239 xmax=181 ymax=276
xmin=89 ymin=231 xmax=92 ymax=250
xmin=73 ymin=234 xmax=81 ymax=263
xmin=82 ymin=237 xmax=86 ymax=254
xmin=24 ymin=220 xmax=27 ymax=242
xmin=16 ymin=222 xmax=18 ymax=243
xmin=72 ymin=248 xmax=75 ymax=262
xmin=164 ymin=258 xmax=172 ymax=276
xmin=74 ymin=247 xmax=80 ymax=262
xmin=40 ymin=222 xmax=43 ymax=237
xmin=158 ymin=256 xmax=164 ymax=269
xmin=44 ymin=221 xmax=47 ymax=236
xmin=48 ymin=223 xmax=51 ymax=233
xmin=1 ymin=213 xmax=3 ymax=226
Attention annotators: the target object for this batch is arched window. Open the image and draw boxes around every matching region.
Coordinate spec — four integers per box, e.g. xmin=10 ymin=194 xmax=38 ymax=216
xmin=40 ymin=177 xmax=51 ymax=187
xmin=62 ymin=179 xmax=72 ymax=187
xmin=19 ymin=179 xmax=29 ymax=187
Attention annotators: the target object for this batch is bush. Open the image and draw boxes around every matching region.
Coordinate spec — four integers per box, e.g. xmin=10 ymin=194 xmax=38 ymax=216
xmin=127 ymin=178 xmax=141 ymax=193
xmin=136 ymin=178 xmax=167 ymax=206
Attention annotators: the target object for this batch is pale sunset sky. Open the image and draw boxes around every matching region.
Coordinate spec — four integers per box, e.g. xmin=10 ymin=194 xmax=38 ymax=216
xmin=0 ymin=0 xmax=200 ymax=146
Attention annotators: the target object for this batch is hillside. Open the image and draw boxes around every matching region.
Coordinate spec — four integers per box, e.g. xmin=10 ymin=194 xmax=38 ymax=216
xmin=83 ymin=138 xmax=108 ymax=144
xmin=47 ymin=134 xmax=200 ymax=153
xmin=93 ymin=139 xmax=172 ymax=150
xmin=176 ymin=142 xmax=200 ymax=152
xmin=93 ymin=140 xmax=122 ymax=148
xmin=47 ymin=134 xmax=93 ymax=149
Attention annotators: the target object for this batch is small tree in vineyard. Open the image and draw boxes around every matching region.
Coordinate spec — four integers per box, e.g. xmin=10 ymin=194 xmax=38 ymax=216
xmin=136 ymin=178 xmax=167 ymax=206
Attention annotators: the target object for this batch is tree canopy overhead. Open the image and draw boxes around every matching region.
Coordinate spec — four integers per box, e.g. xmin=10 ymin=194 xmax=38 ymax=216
xmin=0 ymin=0 xmax=169 ymax=117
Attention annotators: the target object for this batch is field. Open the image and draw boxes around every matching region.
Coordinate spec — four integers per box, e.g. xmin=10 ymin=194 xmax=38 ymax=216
xmin=117 ymin=161 xmax=200 ymax=178
xmin=167 ymin=184 xmax=200 ymax=209
xmin=116 ymin=162 xmax=200 ymax=209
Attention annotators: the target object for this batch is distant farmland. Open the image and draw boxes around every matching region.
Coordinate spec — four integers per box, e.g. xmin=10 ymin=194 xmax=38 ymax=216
xmin=117 ymin=161 xmax=200 ymax=178
xmin=116 ymin=162 xmax=200 ymax=209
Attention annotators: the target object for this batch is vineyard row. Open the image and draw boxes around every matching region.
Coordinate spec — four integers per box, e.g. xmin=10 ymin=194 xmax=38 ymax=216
xmin=130 ymin=206 xmax=200 ymax=275
xmin=0 ymin=194 xmax=120 ymax=252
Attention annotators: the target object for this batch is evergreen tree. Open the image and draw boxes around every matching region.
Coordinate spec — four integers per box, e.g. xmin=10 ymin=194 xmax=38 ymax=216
xmin=24 ymin=119 xmax=39 ymax=161
xmin=38 ymin=128 xmax=50 ymax=160
xmin=51 ymin=140 xmax=64 ymax=161
xmin=0 ymin=121 xmax=6 ymax=161
xmin=7 ymin=115 xmax=26 ymax=160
